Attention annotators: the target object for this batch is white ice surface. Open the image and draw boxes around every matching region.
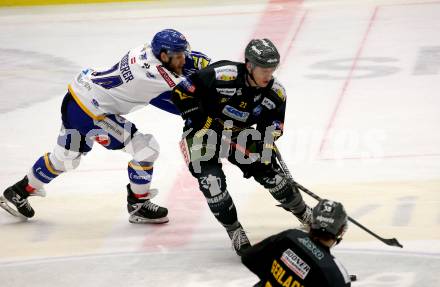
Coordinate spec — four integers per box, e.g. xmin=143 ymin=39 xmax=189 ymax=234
xmin=0 ymin=0 xmax=439 ymax=286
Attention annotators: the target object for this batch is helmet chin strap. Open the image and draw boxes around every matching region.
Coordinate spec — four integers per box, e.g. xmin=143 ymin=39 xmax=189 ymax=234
xmin=246 ymin=65 xmax=260 ymax=88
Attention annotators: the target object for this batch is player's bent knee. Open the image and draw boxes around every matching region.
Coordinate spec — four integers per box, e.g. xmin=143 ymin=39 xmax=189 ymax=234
xmin=50 ymin=145 xmax=83 ymax=171
xmin=124 ymin=132 xmax=160 ymax=162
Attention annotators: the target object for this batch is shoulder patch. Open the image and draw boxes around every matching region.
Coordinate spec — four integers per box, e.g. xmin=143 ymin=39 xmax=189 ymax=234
xmin=214 ymin=65 xmax=238 ymax=81
xmin=271 ymin=80 xmax=287 ymax=101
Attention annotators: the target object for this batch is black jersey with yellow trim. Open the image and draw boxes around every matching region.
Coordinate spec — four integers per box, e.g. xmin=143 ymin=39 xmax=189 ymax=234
xmin=172 ymin=60 xmax=287 ymax=134
xmin=241 ymin=229 xmax=351 ymax=287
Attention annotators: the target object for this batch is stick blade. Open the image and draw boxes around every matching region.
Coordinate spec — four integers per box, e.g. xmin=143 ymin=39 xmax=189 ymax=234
xmin=382 ymin=237 xmax=403 ymax=248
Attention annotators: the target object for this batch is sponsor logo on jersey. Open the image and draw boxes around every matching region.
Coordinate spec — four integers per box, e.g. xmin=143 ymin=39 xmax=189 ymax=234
xmin=94 ymin=135 xmax=111 ymax=146
xmin=214 ymin=65 xmax=238 ymax=81
xmin=145 ymin=71 xmax=155 ymax=79
xmin=272 ymin=81 xmax=286 ymax=101
xmin=76 ymin=73 xmax=92 ymax=91
xmin=297 ymin=237 xmax=325 ymax=260
xmin=216 ymin=88 xmax=236 ymax=96
xmin=130 ymin=57 xmax=136 ymax=64
xmin=252 ymin=105 xmax=263 ymax=116
xmin=181 ymin=79 xmax=196 ymax=93
xmin=92 ymin=99 xmax=100 ymax=108
xmin=281 ymin=249 xmax=311 ymax=279
xmin=156 ymin=65 xmax=176 ymax=88
xmin=254 ymin=94 xmax=262 ymax=102
xmin=236 ymin=88 xmax=242 ymax=96
xmin=262 ymin=97 xmax=276 ymax=110
xmin=222 ymin=105 xmax=249 ymax=122
xmin=140 ymin=51 xmax=148 ymax=60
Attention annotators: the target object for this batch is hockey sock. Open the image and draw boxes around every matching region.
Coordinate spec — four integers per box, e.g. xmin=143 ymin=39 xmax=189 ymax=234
xmin=27 ymin=153 xmax=62 ymax=190
xmin=128 ymin=160 xmax=153 ymax=197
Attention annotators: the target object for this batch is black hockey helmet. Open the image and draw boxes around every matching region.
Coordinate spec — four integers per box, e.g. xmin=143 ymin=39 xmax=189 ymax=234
xmin=245 ymin=38 xmax=280 ymax=68
xmin=311 ymin=199 xmax=348 ymax=239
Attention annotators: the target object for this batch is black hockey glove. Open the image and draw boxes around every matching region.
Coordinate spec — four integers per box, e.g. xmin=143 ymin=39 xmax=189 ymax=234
xmin=185 ymin=116 xmax=225 ymax=139
xmin=179 ymin=116 xmax=224 ymax=165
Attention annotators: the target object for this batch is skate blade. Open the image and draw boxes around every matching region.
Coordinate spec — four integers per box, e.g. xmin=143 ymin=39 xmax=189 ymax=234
xmin=129 ymin=215 xmax=169 ymax=224
xmin=0 ymin=196 xmax=28 ymax=221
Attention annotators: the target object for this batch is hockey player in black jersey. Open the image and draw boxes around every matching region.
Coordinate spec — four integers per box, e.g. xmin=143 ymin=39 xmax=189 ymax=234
xmin=241 ymin=199 xmax=352 ymax=287
xmin=171 ymin=38 xmax=312 ymax=255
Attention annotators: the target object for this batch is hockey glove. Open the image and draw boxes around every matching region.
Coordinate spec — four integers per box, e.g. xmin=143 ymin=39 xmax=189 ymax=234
xmin=179 ymin=116 xmax=223 ymax=165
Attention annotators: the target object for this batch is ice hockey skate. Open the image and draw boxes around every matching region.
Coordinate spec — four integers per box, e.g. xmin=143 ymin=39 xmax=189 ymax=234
xmin=126 ymin=184 xmax=168 ymax=224
xmin=0 ymin=176 xmax=45 ymax=220
xmin=225 ymin=221 xmax=251 ymax=256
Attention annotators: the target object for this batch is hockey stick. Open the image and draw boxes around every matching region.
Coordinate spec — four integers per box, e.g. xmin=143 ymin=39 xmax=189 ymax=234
xmin=220 ymin=136 xmax=402 ymax=247
xmin=273 ymin=143 xmax=403 ymax=248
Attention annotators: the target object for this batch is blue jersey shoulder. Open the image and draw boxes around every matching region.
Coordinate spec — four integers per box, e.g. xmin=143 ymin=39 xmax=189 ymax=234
xmin=183 ymin=50 xmax=211 ymax=77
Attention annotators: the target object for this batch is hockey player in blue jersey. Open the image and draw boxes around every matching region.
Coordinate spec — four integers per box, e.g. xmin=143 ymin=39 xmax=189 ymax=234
xmin=0 ymin=29 xmax=210 ymax=224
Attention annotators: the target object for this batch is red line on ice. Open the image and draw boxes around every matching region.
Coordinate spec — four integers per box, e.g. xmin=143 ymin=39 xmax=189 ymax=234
xmin=138 ymin=0 xmax=305 ymax=251
xmin=318 ymin=7 xmax=379 ymax=157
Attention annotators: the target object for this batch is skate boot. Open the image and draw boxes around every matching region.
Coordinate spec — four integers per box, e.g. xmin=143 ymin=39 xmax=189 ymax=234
xmin=225 ymin=221 xmax=251 ymax=256
xmin=126 ymin=184 xmax=168 ymax=224
xmin=0 ymin=176 xmax=45 ymax=220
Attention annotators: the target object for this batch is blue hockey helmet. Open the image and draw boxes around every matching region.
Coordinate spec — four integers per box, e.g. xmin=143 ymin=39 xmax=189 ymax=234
xmin=151 ymin=29 xmax=190 ymax=58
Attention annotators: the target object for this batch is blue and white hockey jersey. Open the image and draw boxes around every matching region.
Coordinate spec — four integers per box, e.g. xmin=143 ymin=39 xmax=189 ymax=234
xmin=68 ymin=45 xmax=210 ymax=119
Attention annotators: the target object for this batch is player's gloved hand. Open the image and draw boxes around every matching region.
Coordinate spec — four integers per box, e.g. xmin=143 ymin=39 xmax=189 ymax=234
xmin=180 ymin=115 xmax=222 ymax=166
xmin=183 ymin=51 xmax=211 ymax=77
xmin=191 ymin=52 xmax=211 ymax=70
xmin=186 ymin=116 xmax=224 ymax=139
xmin=269 ymin=120 xmax=284 ymax=142
xmin=255 ymin=140 xmax=277 ymax=165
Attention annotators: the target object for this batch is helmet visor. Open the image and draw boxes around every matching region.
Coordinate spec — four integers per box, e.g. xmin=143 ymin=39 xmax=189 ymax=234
xmin=167 ymin=43 xmax=191 ymax=57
